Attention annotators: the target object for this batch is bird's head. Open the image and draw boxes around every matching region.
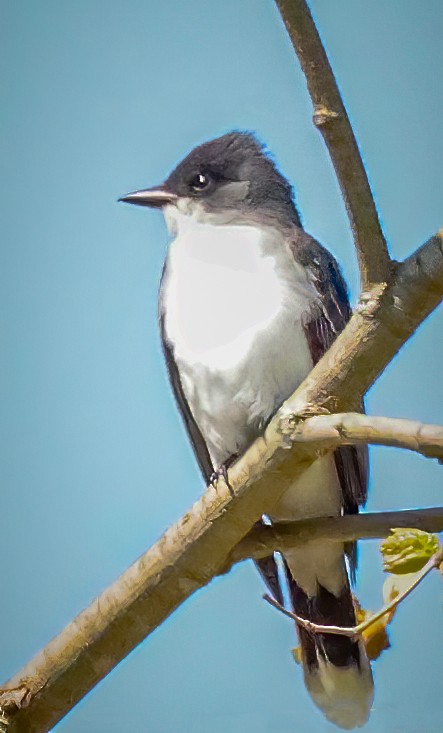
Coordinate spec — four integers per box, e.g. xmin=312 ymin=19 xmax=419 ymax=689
xmin=119 ymin=132 xmax=300 ymax=231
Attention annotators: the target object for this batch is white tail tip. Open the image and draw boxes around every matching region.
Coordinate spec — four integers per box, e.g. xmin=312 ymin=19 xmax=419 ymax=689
xmin=304 ymin=655 xmax=374 ymax=729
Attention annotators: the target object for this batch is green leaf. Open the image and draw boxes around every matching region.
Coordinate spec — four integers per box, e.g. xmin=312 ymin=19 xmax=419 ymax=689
xmin=380 ymin=528 xmax=440 ymax=574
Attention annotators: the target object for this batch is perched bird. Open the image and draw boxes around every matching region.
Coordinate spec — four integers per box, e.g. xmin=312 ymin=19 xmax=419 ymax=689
xmin=120 ymin=132 xmax=373 ymax=728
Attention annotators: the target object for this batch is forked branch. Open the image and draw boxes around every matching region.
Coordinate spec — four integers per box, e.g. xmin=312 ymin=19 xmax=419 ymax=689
xmin=1 ymin=232 xmax=442 ymax=733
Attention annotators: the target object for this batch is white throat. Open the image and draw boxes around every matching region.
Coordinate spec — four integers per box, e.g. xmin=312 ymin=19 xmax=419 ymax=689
xmin=163 ymin=194 xmax=251 ymax=236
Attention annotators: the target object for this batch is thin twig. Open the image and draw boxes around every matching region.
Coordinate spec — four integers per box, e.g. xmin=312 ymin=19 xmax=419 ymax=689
xmin=263 ymin=548 xmax=443 ymax=638
xmin=352 ymin=549 xmax=442 ymax=635
xmin=264 ymin=593 xmax=357 ymax=636
xmin=275 ymin=0 xmax=391 ymax=288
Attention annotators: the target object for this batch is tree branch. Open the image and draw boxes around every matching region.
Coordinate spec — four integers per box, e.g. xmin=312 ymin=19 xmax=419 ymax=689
xmin=1 ymin=231 xmax=442 ymax=732
xmin=275 ymin=0 xmax=391 ymax=288
xmin=280 ymin=412 xmax=443 ymax=461
xmin=229 ymin=507 xmax=443 ymax=566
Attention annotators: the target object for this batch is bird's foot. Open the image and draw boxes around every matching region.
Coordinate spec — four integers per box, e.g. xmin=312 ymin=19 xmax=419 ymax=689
xmin=209 ymin=456 xmax=238 ymax=497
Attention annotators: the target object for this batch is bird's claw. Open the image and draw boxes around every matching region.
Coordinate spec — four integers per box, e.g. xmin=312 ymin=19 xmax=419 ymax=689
xmin=210 ymin=464 xmax=235 ymax=497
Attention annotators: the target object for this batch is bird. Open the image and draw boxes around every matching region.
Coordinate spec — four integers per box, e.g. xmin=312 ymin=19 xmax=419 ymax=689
xmin=120 ymin=131 xmax=374 ymax=729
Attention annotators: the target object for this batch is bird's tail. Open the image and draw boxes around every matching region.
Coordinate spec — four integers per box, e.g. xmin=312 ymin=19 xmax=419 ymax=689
xmin=285 ymin=552 xmax=373 ymax=730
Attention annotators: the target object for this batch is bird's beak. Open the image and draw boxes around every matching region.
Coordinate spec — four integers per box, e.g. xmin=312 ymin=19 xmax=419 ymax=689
xmin=118 ymin=186 xmax=177 ymax=208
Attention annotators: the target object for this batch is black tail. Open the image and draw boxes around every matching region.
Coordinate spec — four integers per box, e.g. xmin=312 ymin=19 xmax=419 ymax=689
xmin=286 ymin=561 xmax=373 ymax=730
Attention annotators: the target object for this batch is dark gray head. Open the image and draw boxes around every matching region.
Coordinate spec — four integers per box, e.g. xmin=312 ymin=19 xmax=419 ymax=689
xmin=120 ymin=132 xmax=301 ymax=229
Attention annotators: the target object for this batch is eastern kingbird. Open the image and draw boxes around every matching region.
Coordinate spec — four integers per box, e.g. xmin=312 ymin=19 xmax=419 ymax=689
xmin=120 ymin=132 xmax=373 ymax=728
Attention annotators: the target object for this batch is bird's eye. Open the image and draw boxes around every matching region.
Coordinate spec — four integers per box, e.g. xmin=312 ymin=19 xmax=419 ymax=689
xmin=189 ymin=172 xmax=210 ymax=192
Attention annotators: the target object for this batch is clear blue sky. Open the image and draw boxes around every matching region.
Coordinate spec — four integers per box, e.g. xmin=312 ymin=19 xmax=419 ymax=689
xmin=1 ymin=1 xmax=442 ymax=731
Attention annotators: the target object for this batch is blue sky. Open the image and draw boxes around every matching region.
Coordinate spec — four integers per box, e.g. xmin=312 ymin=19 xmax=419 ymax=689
xmin=1 ymin=1 xmax=442 ymax=731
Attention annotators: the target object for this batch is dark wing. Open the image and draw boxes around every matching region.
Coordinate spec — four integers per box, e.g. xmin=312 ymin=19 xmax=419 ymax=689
xmin=295 ymin=231 xmax=368 ymax=506
xmin=159 ymin=280 xmax=213 ymax=482
xmin=296 ymin=230 xmax=368 ymax=578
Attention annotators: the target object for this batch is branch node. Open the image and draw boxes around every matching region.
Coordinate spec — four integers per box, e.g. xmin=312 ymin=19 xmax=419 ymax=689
xmin=263 ymin=594 xmax=357 ymax=637
xmin=279 ymin=407 xmax=330 ymax=439
xmin=0 ymin=686 xmax=32 ymax=716
xmin=356 ymin=283 xmax=388 ymax=317
xmin=313 ymin=104 xmax=339 ymax=127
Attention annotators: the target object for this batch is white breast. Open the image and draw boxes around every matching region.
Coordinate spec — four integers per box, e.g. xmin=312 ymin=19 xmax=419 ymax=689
xmin=161 ymin=213 xmax=318 ymax=466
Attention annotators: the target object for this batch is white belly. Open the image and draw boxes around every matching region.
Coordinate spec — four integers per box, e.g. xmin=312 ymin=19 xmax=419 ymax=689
xmin=161 ymin=219 xmax=318 ymax=466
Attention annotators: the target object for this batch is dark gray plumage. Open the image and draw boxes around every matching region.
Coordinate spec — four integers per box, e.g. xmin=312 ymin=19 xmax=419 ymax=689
xmin=164 ymin=132 xmax=302 ymax=228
